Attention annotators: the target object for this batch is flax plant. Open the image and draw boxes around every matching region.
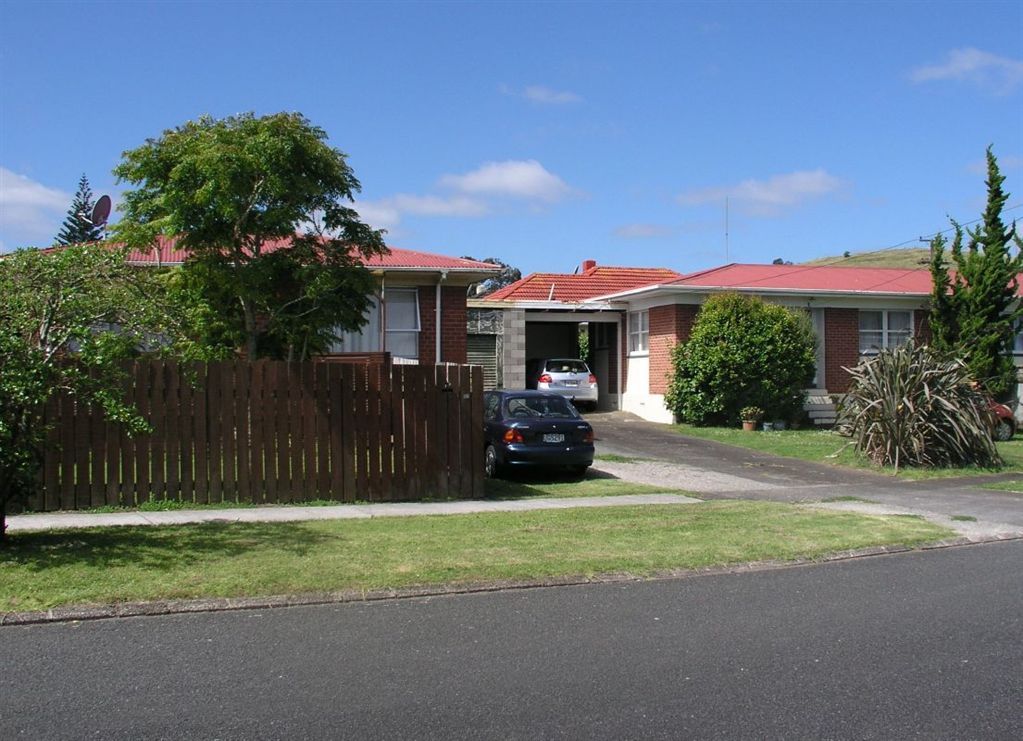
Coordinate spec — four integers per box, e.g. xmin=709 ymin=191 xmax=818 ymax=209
xmin=838 ymin=343 xmax=1001 ymax=471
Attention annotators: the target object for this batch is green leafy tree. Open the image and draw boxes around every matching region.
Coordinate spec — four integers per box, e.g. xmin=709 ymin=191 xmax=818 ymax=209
xmin=0 ymin=244 xmax=186 ymax=542
xmin=929 ymin=147 xmax=1023 ymax=399
xmin=54 ymin=174 xmax=104 ymax=245
xmin=113 ymin=112 xmax=387 ymax=360
xmin=464 ymin=257 xmax=521 ymax=296
xmin=664 ymin=293 xmax=817 ymax=425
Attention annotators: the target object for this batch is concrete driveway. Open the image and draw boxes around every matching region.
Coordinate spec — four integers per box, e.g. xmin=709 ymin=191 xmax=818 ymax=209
xmin=587 ymin=411 xmax=1023 ymax=538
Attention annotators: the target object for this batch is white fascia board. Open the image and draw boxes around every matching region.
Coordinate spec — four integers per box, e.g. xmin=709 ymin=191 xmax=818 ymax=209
xmin=504 ymin=299 xmax=623 ymax=311
xmin=523 ymin=310 xmax=622 ymax=323
xmin=602 ymin=284 xmax=931 ymax=308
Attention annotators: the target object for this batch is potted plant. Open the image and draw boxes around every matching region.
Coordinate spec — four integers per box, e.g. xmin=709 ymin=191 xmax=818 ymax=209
xmin=740 ymin=406 xmax=764 ymax=432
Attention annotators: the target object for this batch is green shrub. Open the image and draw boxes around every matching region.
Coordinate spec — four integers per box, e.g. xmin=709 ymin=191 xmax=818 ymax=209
xmin=665 ymin=293 xmax=817 ymax=425
xmin=837 ymin=342 xmax=1001 ymax=471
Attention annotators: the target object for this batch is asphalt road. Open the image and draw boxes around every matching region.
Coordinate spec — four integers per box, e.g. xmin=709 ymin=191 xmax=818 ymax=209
xmin=3 ymin=541 xmax=1021 ymax=740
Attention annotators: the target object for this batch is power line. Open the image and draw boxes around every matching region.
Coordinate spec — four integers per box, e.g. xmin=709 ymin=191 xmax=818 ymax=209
xmin=812 ymin=202 xmax=1022 ymax=268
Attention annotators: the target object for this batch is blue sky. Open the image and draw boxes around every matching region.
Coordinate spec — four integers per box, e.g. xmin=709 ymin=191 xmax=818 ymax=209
xmin=2 ymin=1 xmax=1021 ymax=276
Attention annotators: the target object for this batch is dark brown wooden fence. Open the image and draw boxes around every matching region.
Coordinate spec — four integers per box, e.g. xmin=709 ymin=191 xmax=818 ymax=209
xmin=29 ymin=361 xmax=484 ymax=511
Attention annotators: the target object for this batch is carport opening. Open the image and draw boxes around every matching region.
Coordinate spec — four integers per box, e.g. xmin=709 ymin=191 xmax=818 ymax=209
xmin=524 ymin=320 xmax=619 ymax=411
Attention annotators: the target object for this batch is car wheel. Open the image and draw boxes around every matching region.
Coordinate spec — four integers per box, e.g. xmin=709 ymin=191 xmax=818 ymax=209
xmin=568 ymin=464 xmax=589 ymax=479
xmin=484 ymin=445 xmax=501 ymax=479
xmin=994 ymin=419 xmax=1015 ymax=442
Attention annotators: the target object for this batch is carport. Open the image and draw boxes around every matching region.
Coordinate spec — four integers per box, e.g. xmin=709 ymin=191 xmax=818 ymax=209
xmin=523 ymin=311 xmax=622 ymax=411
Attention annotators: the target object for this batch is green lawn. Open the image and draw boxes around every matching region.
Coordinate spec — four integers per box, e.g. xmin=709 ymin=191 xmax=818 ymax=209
xmin=28 ymin=476 xmax=682 ymax=516
xmin=981 ymin=480 xmax=1023 ymax=494
xmin=483 ymin=474 xmax=679 ymax=499
xmin=672 ymin=425 xmax=1023 ymax=480
xmin=0 ymin=502 xmax=952 ymax=613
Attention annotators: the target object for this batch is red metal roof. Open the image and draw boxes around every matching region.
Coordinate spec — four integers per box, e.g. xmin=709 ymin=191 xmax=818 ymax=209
xmin=666 ymin=263 xmax=938 ymax=295
xmin=33 ymin=235 xmax=496 ymax=271
xmin=485 ymin=264 xmax=682 ymax=302
xmin=122 ymin=236 xmax=496 ymax=270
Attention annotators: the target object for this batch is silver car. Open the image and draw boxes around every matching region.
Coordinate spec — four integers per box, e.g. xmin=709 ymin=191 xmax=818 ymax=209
xmin=526 ymin=358 xmax=599 ymax=410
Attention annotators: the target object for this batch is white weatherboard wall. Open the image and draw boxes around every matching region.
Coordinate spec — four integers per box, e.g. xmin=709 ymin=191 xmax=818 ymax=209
xmin=621 ymin=355 xmax=674 ymax=423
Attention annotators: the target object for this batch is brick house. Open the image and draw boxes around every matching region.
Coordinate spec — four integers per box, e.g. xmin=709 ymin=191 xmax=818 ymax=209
xmin=122 ymin=236 xmax=500 ymax=364
xmin=469 ymin=261 xmax=682 ymax=405
xmin=478 ymin=260 xmax=1023 ymax=424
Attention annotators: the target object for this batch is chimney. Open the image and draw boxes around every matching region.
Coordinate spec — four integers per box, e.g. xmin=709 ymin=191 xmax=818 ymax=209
xmin=580 ymin=259 xmax=597 ymax=273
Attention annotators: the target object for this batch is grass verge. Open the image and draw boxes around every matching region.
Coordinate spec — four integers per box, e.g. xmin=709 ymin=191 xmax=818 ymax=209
xmin=483 ymin=475 xmax=680 ymax=499
xmin=0 ymin=502 xmax=952 ymax=613
xmin=980 ymin=480 xmax=1023 ymax=494
xmin=672 ymin=425 xmax=1023 ymax=480
xmin=21 ymin=477 xmax=682 ymax=517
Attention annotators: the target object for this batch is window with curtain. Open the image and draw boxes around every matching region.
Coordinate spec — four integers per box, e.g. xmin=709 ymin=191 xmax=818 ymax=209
xmin=859 ymin=310 xmax=912 ymax=353
xmin=384 ymin=288 xmax=420 ymax=359
xmin=327 ymin=288 xmax=419 ymax=358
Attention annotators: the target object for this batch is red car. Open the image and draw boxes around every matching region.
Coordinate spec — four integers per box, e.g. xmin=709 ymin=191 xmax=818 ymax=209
xmin=989 ymin=400 xmax=1017 ymax=441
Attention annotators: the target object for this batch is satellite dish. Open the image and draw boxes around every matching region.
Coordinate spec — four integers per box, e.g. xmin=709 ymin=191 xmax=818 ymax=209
xmin=91 ymin=195 xmax=112 ymax=227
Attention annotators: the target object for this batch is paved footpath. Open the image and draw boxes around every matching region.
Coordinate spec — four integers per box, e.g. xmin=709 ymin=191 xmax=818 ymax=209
xmin=5 ymin=493 xmax=702 ymax=533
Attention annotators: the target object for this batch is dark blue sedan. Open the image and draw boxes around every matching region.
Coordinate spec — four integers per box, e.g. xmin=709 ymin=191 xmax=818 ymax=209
xmin=483 ymin=390 xmax=595 ymax=479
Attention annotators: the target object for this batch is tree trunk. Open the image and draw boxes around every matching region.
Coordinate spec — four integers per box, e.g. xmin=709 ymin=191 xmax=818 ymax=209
xmin=241 ymin=297 xmax=259 ymax=359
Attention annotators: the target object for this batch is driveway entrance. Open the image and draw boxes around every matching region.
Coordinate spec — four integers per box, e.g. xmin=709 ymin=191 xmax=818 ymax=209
xmin=587 ymin=411 xmax=1023 ymax=534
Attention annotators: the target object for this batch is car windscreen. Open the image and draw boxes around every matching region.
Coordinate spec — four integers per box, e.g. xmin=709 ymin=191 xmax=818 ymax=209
xmin=503 ymin=395 xmax=580 ymax=419
xmin=544 ymin=360 xmax=589 ymax=374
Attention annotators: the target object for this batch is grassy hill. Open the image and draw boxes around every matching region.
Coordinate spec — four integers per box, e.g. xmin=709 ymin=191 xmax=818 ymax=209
xmin=803 ymin=247 xmax=930 ymax=269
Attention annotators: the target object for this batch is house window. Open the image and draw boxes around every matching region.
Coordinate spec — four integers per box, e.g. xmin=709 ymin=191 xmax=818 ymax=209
xmin=859 ymin=310 xmax=912 ymax=353
xmin=628 ymin=310 xmax=648 ymax=354
xmin=1014 ymin=320 xmax=1023 ymax=355
xmin=384 ymin=288 xmax=420 ymax=359
xmin=329 ymin=288 xmax=420 ymax=359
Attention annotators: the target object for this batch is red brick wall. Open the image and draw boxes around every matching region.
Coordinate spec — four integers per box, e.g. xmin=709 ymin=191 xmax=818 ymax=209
xmin=441 ymin=286 xmax=467 ymax=363
xmin=649 ymin=305 xmax=699 ymax=394
xmin=914 ymin=310 xmax=932 ymax=345
xmin=824 ymin=308 xmax=860 ymax=393
xmin=418 ymin=285 xmax=467 ymax=365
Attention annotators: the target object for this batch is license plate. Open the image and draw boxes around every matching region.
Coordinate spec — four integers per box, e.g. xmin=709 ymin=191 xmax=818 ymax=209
xmin=542 ymin=433 xmax=565 ymax=443
xmin=563 ymin=381 xmax=578 ymax=387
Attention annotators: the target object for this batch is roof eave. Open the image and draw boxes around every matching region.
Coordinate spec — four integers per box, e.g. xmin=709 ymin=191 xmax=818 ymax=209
xmin=598 ymin=284 xmax=932 ymax=301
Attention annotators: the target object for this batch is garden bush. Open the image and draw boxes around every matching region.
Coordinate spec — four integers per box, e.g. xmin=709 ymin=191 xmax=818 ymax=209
xmin=837 ymin=342 xmax=1001 ymax=471
xmin=664 ymin=293 xmax=817 ymax=425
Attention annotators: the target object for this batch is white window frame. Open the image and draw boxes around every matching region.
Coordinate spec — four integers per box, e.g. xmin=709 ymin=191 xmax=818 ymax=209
xmin=628 ymin=310 xmax=648 ymax=355
xmin=383 ymin=288 xmax=420 ymax=360
xmin=859 ymin=310 xmax=913 ymax=353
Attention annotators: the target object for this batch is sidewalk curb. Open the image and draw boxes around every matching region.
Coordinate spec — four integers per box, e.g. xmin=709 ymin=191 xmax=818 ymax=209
xmin=4 ymin=534 xmax=1020 ymax=627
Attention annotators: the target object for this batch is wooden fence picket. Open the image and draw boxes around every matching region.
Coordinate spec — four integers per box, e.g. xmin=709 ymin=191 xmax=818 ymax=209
xmin=29 ymin=359 xmax=484 ymax=511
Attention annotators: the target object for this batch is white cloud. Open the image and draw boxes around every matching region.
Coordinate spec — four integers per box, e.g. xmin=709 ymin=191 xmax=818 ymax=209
xmin=613 ymin=223 xmax=674 ymax=239
xmin=0 ymin=167 xmax=70 ymax=243
xmin=440 ymin=159 xmax=574 ymax=202
xmin=354 ymin=194 xmax=487 ymax=232
xmin=356 ymin=159 xmax=574 ymax=232
xmin=677 ymin=169 xmax=845 ymax=216
xmin=500 ymin=84 xmax=583 ymax=105
xmin=909 ymin=48 xmax=1023 ymax=94
xmin=522 ymin=85 xmax=582 ymax=104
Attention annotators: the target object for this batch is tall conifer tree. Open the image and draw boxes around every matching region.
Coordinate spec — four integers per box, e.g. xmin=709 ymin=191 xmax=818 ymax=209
xmin=929 ymin=148 xmax=1023 ymax=398
xmin=55 ymin=174 xmax=104 ymax=245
